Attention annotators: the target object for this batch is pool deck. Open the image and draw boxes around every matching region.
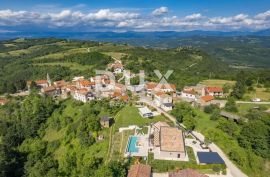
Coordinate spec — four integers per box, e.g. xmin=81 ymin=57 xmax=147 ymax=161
xmin=125 ymin=135 xmax=149 ymax=157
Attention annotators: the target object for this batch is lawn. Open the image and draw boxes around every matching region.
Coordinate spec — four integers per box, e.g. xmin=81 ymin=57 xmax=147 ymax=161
xmin=236 ymin=103 xmax=270 ymax=116
xmin=201 ymin=79 xmax=235 ymax=87
xmin=137 ymin=126 xmax=149 ymax=134
xmin=244 ymin=87 xmax=270 ymax=101
xmin=114 ymin=105 xmax=169 ymax=132
xmin=194 ymin=109 xmax=218 ymax=133
xmin=109 ymin=104 xmax=167 ymax=161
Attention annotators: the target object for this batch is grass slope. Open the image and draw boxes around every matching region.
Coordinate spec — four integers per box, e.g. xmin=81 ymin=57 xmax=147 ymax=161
xmin=114 ymin=105 xmax=168 ymax=131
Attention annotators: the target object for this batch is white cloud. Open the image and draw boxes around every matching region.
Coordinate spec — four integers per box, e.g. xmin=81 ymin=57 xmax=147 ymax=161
xmin=233 ymin=14 xmax=248 ymax=22
xmin=152 ymin=7 xmax=169 ymax=16
xmin=255 ymin=10 xmax=270 ymax=20
xmin=209 ymin=17 xmax=232 ymax=24
xmin=209 ymin=14 xmax=249 ymax=24
xmin=0 ymin=8 xmax=269 ymax=31
xmin=50 ymin=10 xmax=72 ymax=20
xmin=185 ymin=13 xmax=203 ymax=21
xmin=85 ymin=9 xmax=138 ymax=21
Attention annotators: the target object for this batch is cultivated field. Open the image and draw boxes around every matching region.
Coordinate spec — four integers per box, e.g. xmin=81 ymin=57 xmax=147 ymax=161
xmin=201 ymin=79 xmax=236 ymax=87
xmin=244 ymin=87 xmax=270 ymax=101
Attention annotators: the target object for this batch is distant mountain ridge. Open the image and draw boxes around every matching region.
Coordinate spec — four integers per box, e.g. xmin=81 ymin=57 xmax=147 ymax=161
xmin=1 ymin=30 xmax=270 ymax=68
xmin=0 ymin=29 xmax=270 ymax=40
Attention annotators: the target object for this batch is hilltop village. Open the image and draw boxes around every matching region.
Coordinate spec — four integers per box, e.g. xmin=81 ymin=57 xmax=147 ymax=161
xmin=1 ymin=39 xmax=269 ymax=177
xmin=1 ymin=60 xmax=247 ymax=177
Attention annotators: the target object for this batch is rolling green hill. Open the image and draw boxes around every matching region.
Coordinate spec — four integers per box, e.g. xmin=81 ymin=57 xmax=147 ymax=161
xmin=0 ymin=38 xmax=233 ymax=93
xmin=106 ymin=36 xmax=270 ymax=68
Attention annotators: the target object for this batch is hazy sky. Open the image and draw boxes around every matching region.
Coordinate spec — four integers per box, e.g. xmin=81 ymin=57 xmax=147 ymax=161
xmin=0 ymin=0 xmax=270 ymax=32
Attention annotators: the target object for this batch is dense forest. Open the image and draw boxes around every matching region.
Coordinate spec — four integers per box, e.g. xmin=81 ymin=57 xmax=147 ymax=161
xmin=0 ymin=94 xmax=127 ymax=177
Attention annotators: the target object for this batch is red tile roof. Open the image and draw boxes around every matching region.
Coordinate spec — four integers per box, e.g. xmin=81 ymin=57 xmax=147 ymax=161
xmin=54 ymin=80 xmax=66 ymax=88
xmin=120 ymin=95 xmax=129 ymax=102
xmin=161 ymin=84 xmax=176 ymax=91
xmin=78 ymin=80 xmax=95 ymax=87
xmin=206 ymin=87 xmax=223 ymax=93
xmin=201 ymin=95 xmax=214 ymax=102
xmin=160 ymin=127 xmax=185 ymax=152
xmin=127 ymin=164 xmax=151 ymax=177
xmin=43 ymin=86 xmax=56 ymax=92
xmin=35 ymin=80 xmax=48 ymax=85
xmin=66 ymin=85 xmax=77 ymax=91
xmin=146 ymin=82 xmax=158 ymax=90
xmin=183 ymin=89 xmax=196 ymax=95
xmin=77 ymin=88 xmax=88 ymax=94
xmin=169 ymin=169 xmax=208 ymax=177
xmin=146 ymin=82 xmax=176 ymax=91
xmin=155 ymin=91 xmax=165 ymax=96
xmin=111 ymin=91 xmax=122 ymax=97
xmin=74 ymin=88 xmax=89 ymax=95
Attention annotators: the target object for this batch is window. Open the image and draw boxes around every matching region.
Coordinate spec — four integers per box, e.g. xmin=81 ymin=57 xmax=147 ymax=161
xmin=177 ymin=154 xmax=180 ymax=158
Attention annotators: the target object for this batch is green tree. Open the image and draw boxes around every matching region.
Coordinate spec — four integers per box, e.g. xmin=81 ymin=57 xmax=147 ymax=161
xmin=210 ymin=109 xmax=221 ymax=120
xmin=222 ymin=83 xmax=231 ymax=94
xmin=183 ymin=116 xmax=197 ymax=130
xmin=217 ymin=119 xmax=239 ymax=136
xmin=231 ymin=71 xmax=247 ymax=99
xmin=238 ymin=120 xmax=269 ymax=158
xmin=225 ymin=98 xmax=238 ymax=112
xmin=204 ymin=105 xmax=218 ymax=114
xmin=171 ymin=102 xmax=196 ymax=123
xmin=0 ymin=145 xmax=8 ymax=177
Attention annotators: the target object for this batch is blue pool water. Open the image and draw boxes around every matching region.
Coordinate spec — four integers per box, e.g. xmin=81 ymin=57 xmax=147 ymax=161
xmin=127 ymin=136 xmax=139 ymax=153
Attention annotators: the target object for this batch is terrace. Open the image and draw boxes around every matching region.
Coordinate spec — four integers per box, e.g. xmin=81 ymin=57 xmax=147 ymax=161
xmin=125 ymin=135 xmax=149 ymax=157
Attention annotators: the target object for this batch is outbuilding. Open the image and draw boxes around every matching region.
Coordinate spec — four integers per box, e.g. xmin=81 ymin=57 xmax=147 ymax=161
xmin=100 ymin=116 xmax=111 ymax=128
xmin=138 ymin=107 xmax=153 ymax=118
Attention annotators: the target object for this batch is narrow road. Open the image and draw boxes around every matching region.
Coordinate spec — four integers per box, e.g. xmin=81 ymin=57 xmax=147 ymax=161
xmin=139 ymin=97 xmax=248 ymax=177
xmin=236 ymin=101 xmax=270 ymax=104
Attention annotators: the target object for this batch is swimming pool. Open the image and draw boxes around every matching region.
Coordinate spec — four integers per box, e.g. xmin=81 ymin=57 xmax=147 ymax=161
xmin=127 ymin=136 xmax=139 ymax=153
